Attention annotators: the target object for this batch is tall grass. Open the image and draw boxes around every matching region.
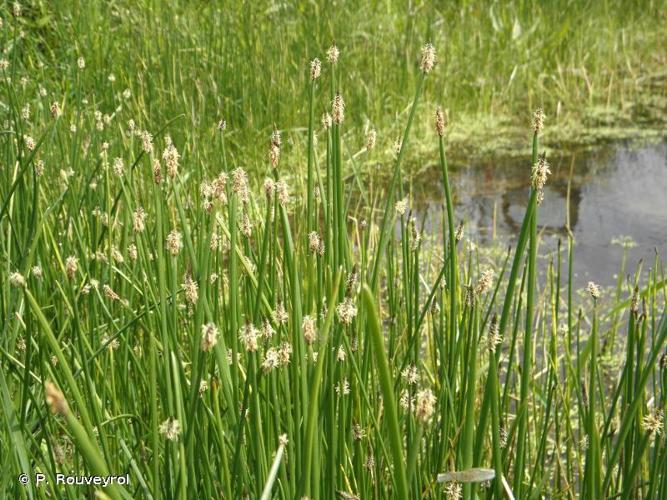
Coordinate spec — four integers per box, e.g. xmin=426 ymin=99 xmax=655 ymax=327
xmin=1 ymin=11 xmax=666 ymax=500
xmin=5 ymin=1 xmax=666 ymax=166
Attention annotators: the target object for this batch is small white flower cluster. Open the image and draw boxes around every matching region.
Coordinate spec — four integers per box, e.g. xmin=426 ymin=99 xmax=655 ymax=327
xmin=335 ymin=378 xmax=350 ymax=396
xmin=321 ymin=112 xmax=332 ymax=130
xmin=239 ymin=324 xmax=260 ymax=352
xmin=159 ymin=417 xmax=182 ymax=441
xmin=182 ymin=274 xmax=199 ymax=305
xmin=310 ymin=58 xmax=321 ymax=80
xmin=162 ymin=136 xmax=180 ymax=178
xmin=231 ymin=168 xmax=250 ymax=203
xmin=400 ymin=388 xmax=437 ymax=424
xmin=273 ymin=302 xmax=289 ymax=325
xmin=200 ymin=323 xmax=219 ymax=352
xmin=586 ymin=281 xmax=600 ymax=300
xmin=641 ymin=410 xmax=663 ymax=436
xmin=9 ymin=271 xmax=27 ymax=288
xmin=401 ymin=365 xmax=420 ymax=385
xmin=201 ymin=171 xmax=229 ymax=211
xmin=261 ymin=342 xmax=292 ymax=372
xmin=336 ymin=297 xmax=357 ymax=325
xmin=133 ymin=207 xmax=146 ymax=233
xmin=395 ymin=197 xmax=409 ymax=216
xmin=326 ymin=44 xmax=339 ymax=64
xmin=308 ymin=231 xmax=324 ymax=255
xmin=166 ymin=229 xmax=183 ymax=256
xmin=302 ymin=315 xmax=317 ymax=345
xmin=332 ymin=93 xmax=345 ymax=125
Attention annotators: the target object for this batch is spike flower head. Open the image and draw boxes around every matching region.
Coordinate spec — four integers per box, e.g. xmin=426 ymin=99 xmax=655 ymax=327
xmin=133 ymin=207 xmax=146 ymax=233
xmin=332 ymin=93 xmax=345 ymax=125
xmin=420 ymin=43 xmax=436 ymax=74
xmin=444 ymin=482 xmax=462 ymax=500
xmin=487 ymin=315 xmax=502 ymax=353
xmin=302 ymin=315 xmax=317 ymax=345
xmin=276 ymin=179 xmax=290 ymax=206
xmin=642 ymin=410 xmax=663 ymax=436
xmin=308 ymin=231 xmax=321 ymax=254
xmin=65 ymin=256 xmax=78 ymax=279
xmin=531 ymin=153 xmax=551 ymax=197
xmin=326 ymin=44 xmax=340 ymax=64
xmin=200 ymin=323 xmax=219 ymax=352
xmin=239 ymin=324 xmax=260 ymax=352
xmin=435 ymin=107 xmax=447 ymax=137
xmin=166 ymin=229 xmax=183 ymax=256
xmin=231 ymin=168 xmax=250 ymax=203
xmin=365 ymin=128 xmax=376 ymax=151
xmin=310 ymin=58 xmax=321 ymax=80
xmin=586 ymin=281 xmax=600 ymax=300
xmin=162 ymin=136 xmax=180 ymax=178
xmin=140 ymin=130 xmax=153 ymax=154
xmin=183 ymin=274 xmax=199 ymax=305
xmin=533 ymin=108 xmax=545 ymax=134
xmin=395 ymin=197 xmax=409 ymax=216
xmin=50 ymin=101 xmax=62 ymax=118
xmin=415 ymin=388 xmax=437 ymax=422
xmin=475 ymin=269 xmax=494 ymax=296
xmin=159 ymin=418 xmax=182 ymax=441
xmin=9 ymin=272 xmax=27 ymax=288
xmin=321 ymin=112 xmax=332 ymax=130
xmin=336 ymin=297 xmax=357 ymax=325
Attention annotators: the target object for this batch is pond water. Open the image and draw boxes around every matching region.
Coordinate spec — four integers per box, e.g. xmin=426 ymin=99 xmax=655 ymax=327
xmin=414 ymin=140 xmax=667 ymax=288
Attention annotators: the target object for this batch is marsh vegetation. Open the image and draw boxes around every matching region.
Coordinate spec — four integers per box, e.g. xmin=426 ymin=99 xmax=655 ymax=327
xmin=1 ymin=2 xmax=666 ymax=499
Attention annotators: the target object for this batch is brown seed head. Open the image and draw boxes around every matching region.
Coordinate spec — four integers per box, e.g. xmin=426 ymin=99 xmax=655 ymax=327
xmin=50 ymin=101 xmax=62 ymax=118
xmin=152 ymin=159 xmax=162 ymax=184
xmin=45 ymin=381 xmax=69 ymax=415
xmin=435 ymin=107 xmax=447 ymax=137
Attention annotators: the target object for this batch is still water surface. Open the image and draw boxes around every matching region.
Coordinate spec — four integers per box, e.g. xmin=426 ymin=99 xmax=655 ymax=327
xmin=415 ymin=141 xmax=667 ymax=287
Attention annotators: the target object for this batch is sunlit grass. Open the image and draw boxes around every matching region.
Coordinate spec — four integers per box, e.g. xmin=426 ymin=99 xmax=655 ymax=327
xmin=1 ymin=6 xmax=666 ymax=499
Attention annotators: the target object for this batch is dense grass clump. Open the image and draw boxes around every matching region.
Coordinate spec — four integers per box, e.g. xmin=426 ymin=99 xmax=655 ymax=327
xmin=2 ymin=10 xmax=666 ymax=500
xmin=3 ymin=0 xmax=666 ymax=165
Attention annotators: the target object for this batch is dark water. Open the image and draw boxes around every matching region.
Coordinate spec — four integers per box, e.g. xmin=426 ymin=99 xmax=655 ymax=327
xmin=414 ymin=141 xmax=667 ymax=287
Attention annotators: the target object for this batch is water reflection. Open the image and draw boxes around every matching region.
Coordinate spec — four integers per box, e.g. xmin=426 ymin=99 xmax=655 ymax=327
xmin=413 ymin=141 xmax=667 ymax=286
